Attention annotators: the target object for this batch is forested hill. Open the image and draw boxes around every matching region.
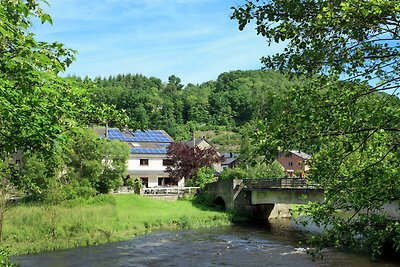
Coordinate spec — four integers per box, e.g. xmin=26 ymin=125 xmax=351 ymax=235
xmin=84 ymin=70 xmax=301 ymax=144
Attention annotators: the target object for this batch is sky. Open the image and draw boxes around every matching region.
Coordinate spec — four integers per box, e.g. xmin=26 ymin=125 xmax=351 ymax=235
xmin=33 ymin=0 xmax=285 ymax=85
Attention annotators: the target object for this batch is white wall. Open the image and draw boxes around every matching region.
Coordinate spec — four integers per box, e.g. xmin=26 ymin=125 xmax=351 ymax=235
xmin=127 ymin=155 xmax=187 ymax=188
xmin=127 ymin=156 xmax=168 ymax=188
xmin=127 ymin=157 xmax=166 ymax=172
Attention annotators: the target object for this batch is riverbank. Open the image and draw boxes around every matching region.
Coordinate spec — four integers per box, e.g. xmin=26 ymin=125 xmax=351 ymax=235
xmin=2 ymin=194 xmax=232 ymax=255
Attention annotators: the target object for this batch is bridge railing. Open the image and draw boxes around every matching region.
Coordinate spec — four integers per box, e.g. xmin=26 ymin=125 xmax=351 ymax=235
xmin=242 ymin=178 xmax=318 ymax=189
xmin=143 ymin=186 xmax=199 ymax=195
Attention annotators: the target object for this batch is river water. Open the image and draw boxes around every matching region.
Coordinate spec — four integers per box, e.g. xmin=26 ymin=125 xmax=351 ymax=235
xmin=14 ymin=220 xmax=399 ymax=267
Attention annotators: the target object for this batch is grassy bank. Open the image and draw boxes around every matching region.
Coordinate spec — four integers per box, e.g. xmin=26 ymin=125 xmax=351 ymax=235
xmin=2 ymin=194 xmax=231 ymax=255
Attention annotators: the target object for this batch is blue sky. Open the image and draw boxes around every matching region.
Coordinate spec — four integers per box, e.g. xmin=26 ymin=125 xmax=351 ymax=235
xmin=33 ymin=0 xmax=284 ymax=85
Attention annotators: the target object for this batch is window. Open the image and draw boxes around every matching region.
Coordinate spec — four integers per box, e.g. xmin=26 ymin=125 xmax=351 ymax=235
xmin=162 ymin=159 xmax=172 ymax=166
xmin=288 ymin=162 xmax=293 ymax=167
xmin=140 ymin=159 xmax=149 ymax=166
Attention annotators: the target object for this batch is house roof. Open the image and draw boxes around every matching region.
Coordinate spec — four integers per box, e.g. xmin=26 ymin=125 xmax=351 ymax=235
xmin=183 ymin=138 xmax=210 ymax=148
xmin=94 ymin=127 xmax=173 ymax=155
xmin=222 ymin=157 xmax=238 ymax=166
xmin=95 ymin=127 xmax=173 ymax=143
xmin=290 ymin=150 xmax=311 ymax=160
xmin=222 ymin=152 xmax=240 ymax=158
xmin=221 ymin=152 xmax=240 ymax=166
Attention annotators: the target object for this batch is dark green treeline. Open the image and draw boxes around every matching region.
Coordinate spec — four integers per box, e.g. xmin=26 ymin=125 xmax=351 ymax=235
xmin=76 ymin=70 xmax=301 ymax=140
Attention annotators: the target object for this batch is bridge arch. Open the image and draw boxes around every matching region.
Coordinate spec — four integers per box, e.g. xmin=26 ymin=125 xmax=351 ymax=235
xmin=214 ymin=196 xmax=226 ymax=210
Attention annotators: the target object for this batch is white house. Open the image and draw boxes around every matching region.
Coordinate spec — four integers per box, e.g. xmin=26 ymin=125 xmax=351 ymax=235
xmin=95 ymin=127 xmax=181 ymax=188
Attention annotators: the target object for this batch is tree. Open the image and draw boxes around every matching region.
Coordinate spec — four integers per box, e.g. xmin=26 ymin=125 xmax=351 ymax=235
xmin=219 ymin=167 xmax=248 ymax=181
xmin=165 ymin=75 xmax=184 ymax=92
xmin=17 ymin=150 xmax=64 ymax=200
xmin=63 ymin=129 xmax=129 ymax=196
xmin=232 ymin=0 xmax=400 ymax=256
xmin=16 ymin=129 xmax=130 ymax=199
xmin=0 ymin=1 xmax=88 ymax=156
xmin=97 ymin=139 xmax=129 ymax=193
xmin=232 ymin=1 xmax=400 ymax=85
xmin=186 ymin=167 xmax=215 ymax=189
xmin=166 ymin=142 xmax=223 ymax=184
xmin=0 ymin=0 xmax=93 ymax=246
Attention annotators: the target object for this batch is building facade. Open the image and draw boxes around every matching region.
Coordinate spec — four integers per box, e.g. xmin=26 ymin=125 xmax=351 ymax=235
xmin=276 ymin=150 xmax=311 ymax=176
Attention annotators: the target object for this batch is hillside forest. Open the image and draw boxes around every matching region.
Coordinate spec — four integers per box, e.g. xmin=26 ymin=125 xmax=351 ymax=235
xmin=82 ymin=70 xmax=300 ymax=150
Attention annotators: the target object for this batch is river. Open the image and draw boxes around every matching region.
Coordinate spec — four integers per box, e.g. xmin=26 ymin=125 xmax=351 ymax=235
xmin=14 ymin=220 xmax=399 ymax=267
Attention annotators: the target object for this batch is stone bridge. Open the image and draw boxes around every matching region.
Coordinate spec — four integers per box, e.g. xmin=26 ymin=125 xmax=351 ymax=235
xmin=205 ymin=178 xmax=324 ymax=220
xmin=206 ymin=178 xmax=400 ymax=220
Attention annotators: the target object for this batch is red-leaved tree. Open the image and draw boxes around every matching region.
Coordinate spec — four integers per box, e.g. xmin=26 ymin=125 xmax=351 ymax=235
xmin=166 ymin=142 xmax=223 ymax=184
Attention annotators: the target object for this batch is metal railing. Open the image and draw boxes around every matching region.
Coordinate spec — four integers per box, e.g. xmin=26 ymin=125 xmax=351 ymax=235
xmin=243 ymin=178 xmax=318 ymax=189
xmin=143 ymin=186 xmax=199 ymax=195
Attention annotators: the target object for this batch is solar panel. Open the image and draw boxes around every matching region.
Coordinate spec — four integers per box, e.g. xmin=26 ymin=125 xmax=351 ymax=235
xmin=130 ymin=148 xmax=168 ymax=154
xmin=106 ymin=128 xmax=173 ymax=143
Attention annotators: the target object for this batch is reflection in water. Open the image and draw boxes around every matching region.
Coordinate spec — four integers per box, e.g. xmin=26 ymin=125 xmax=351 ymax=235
xmin=14 ymin=220 xmax=399 ymax=267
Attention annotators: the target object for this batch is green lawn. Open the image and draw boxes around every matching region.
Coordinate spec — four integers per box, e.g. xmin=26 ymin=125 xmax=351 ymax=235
xmin=2 ymin=194 xmax=231 ymax=255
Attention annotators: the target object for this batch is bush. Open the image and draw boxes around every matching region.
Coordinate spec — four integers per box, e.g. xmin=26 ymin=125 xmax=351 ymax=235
xmin=247 ymin=160 xmax=285 ymax=178
xmin=185 ymin=167 xmax=215 ymax=189
xmin=126 ymin=176 xmax=144 ymax=189
xmin=219 ymin=167 xmax=248 ymax=180
xmin=192 ymin=192 xmax=217 ymax=207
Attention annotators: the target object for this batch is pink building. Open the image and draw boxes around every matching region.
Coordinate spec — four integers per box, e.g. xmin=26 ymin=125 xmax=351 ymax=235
xmin=276 ymin=150 xmax=311 ymax=176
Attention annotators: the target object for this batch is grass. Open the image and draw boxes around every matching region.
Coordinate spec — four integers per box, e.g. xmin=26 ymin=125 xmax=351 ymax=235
xmin=1 ymin=194 xmax=231 ymax=255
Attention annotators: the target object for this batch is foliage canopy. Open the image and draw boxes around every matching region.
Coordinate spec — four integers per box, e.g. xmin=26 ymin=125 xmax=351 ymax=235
xmin=232 ymin=0 xmax=400 ymax=256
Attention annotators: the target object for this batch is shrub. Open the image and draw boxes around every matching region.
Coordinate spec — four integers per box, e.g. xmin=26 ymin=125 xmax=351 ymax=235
xmin=219 ymin=167 xmax=248 ymax=180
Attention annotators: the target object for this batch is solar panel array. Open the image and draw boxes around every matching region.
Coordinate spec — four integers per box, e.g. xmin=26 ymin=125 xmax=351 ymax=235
xmin=107 ymin=129 xmax=172 ymax=143
xmin=130 ymin=148 xmax=168 ymax=154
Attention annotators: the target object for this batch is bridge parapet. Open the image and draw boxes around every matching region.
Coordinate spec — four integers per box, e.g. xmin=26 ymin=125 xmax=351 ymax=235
xmin=243 ymin=178 xmax=319 ymax=190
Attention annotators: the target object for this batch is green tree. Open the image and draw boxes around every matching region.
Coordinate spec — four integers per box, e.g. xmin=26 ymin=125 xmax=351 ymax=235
xmin=164 ymin=75 xmax=184 ymax=92
xmin=247 ymin=160 xmax=285 ymax=179
xmin=219 ymin=167 xmax=248 ymax=181
xmin=0 ymin=0 xmax=92 ymax=245
xmin=18 ymin=129 xmax=129 ymax=199
xmin=64 ymin=129 xmax=129 ymax=196
xmin=232 ymin=0 xmax=400 ymax=256
xmin=182 ymin=83 xmax=212 ymax=124
xmin=186 ymin=166 xmax=215 ymax=189
xmin=18 ymin=151 xmax=63 ymax=200
xmin=97 ymin=139 xmax=129 ymax=193
xmin=0 ymin=1 xmax=88 ymax=156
